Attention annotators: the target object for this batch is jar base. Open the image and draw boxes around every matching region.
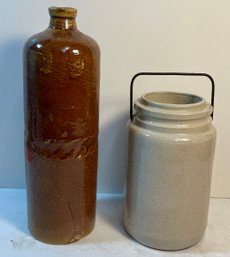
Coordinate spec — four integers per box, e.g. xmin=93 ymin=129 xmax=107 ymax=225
xmin=123 ymin=220 xmax=204 ymax=251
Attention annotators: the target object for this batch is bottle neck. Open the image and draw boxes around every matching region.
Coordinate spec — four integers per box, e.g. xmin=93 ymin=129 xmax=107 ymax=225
xmin=49 ymin=17 xmax=77 ymax=30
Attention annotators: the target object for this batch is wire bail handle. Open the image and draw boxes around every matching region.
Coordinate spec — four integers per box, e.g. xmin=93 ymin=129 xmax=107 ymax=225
xmin=130 ymin=72 xmax=215 ymax=120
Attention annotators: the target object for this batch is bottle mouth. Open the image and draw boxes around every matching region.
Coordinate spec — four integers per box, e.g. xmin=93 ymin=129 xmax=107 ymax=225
xmin=49 ymin=7 xmax=77 ymax=18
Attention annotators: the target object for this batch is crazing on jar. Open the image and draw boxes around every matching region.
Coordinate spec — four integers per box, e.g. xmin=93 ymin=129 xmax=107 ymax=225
xmin=124 ymin=75 xmax=216 ymax=250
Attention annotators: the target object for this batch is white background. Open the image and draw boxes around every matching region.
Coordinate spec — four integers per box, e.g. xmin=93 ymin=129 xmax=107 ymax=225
xmin=0 ymin=0 xmax=229 ymax=197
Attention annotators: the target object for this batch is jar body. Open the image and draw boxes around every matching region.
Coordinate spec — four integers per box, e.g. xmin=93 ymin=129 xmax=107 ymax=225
xmin=23 ymin=7 xmax=100 ymax=244
xmin=124 ymin=92 xmax=216 ymax=250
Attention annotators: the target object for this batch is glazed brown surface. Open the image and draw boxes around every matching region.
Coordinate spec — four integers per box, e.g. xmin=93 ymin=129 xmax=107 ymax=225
xmin=23 ymin=7 xmax=100 ymax=244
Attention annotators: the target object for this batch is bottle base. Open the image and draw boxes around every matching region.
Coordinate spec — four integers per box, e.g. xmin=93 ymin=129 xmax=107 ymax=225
xmin=28 ymin=223 xmax=95 ymax=245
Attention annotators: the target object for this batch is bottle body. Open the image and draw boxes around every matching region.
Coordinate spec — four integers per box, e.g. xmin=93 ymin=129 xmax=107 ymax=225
xmin=124 ymin=92 xmax=216 ymax=250
xmin=24 ymin=7 xmax=100 ymax=244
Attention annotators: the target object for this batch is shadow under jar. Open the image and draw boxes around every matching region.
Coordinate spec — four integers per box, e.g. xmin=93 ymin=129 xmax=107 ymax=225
xmin=23 ymin=7 xmax=100 ymax=244
xmin=124 ymin=91 xmax=216 ymax=250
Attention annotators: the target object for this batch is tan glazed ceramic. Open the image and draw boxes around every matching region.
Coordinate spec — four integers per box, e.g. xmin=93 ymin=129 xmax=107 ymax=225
xmin=124 ymin=91 xmax=216 ymax=250
xmin=23 ymin=7 xmax=100 ymax=244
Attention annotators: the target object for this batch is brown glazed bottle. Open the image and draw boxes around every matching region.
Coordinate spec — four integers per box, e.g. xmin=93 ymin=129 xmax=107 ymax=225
xmin=23 ymin=7 xmax=100 ymax=244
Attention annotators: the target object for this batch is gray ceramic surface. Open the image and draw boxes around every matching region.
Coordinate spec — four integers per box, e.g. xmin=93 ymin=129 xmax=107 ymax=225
xmin=124 ymin=92 xmax=216 ymax=250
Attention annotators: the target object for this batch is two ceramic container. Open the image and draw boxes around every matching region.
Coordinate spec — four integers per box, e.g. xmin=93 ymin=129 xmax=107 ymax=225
xmin=23 ymin=7 xmax=216 ymax=250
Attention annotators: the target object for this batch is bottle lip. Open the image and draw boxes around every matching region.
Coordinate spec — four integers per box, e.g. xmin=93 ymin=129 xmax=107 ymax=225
xmin=49 ymin=6 xmax=77 ymax=18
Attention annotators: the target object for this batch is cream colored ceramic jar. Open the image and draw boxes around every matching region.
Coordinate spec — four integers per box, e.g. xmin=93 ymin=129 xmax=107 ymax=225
xmin=124 ymin=91 xmax=216 ymax=250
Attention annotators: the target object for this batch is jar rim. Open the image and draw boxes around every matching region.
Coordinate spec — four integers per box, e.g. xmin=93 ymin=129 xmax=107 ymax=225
xmin=142 ymin=91 xmax=205 ymax=108
xmin=134 ymin=91 xmax=212 ymax=121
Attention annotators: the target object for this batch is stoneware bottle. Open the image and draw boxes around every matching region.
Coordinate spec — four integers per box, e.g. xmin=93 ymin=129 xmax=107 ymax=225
xmin=124 ymin=72 xmax=216 ymax=250
xmin=23 ymin=7 xmax=100 ymax=244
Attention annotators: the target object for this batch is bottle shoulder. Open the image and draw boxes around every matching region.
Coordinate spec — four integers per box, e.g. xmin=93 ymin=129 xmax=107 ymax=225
xmin=24 ymin=28 xmax=100 ymax=55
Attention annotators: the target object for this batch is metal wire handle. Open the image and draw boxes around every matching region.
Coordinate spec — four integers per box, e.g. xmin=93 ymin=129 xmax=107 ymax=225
xmin=130 ymin=72 xmax=215 ymax=120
